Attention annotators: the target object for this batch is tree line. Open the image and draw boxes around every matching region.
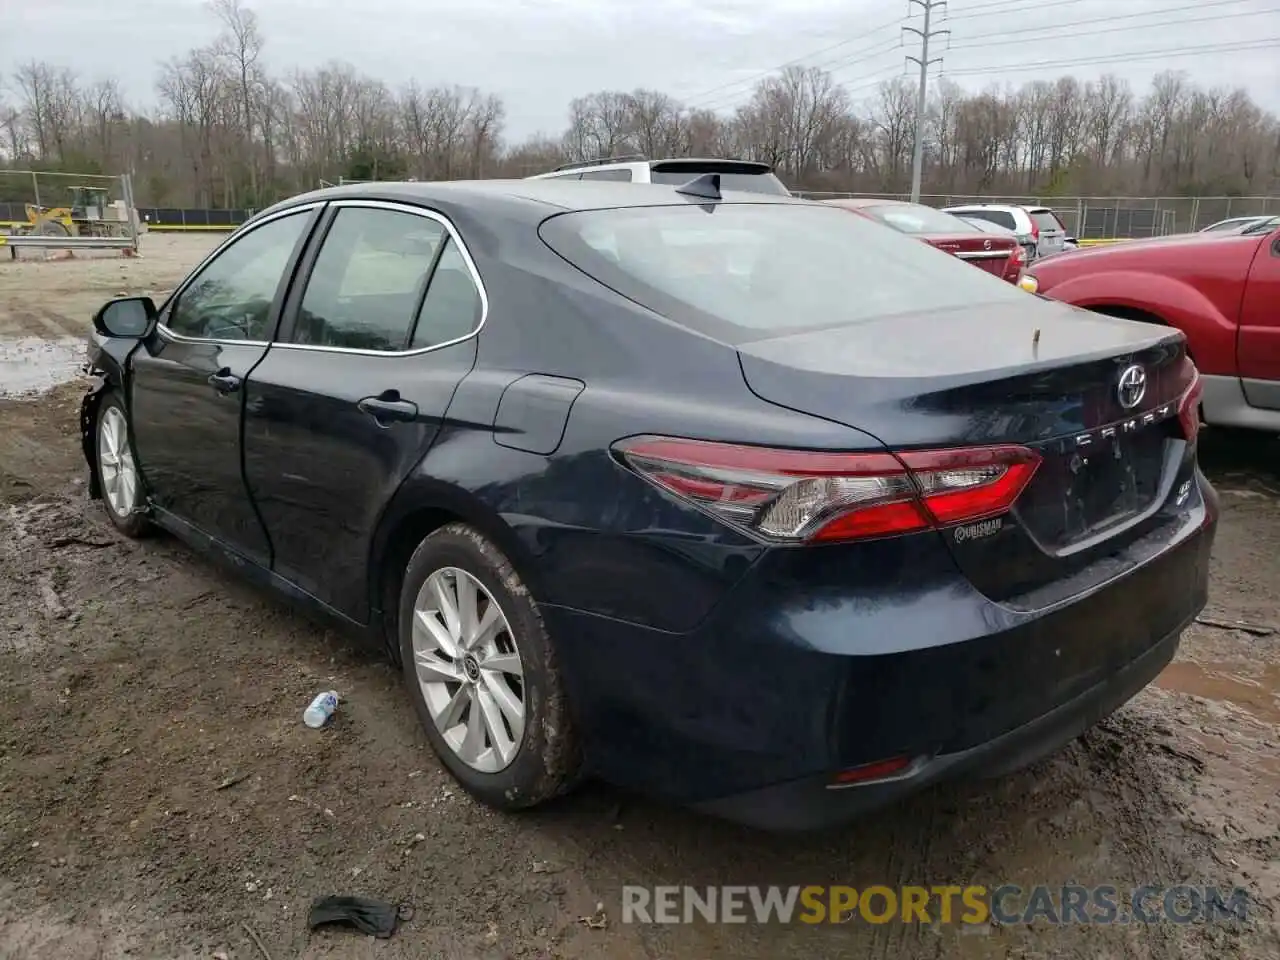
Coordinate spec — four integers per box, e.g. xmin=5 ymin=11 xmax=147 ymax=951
xmin=1 ymin=0 xmax=1276 ymax=208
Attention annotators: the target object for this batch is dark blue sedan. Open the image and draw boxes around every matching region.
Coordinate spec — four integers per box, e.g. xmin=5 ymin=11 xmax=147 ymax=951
xmin=81 ymin=177 xmax=1217 ymax=831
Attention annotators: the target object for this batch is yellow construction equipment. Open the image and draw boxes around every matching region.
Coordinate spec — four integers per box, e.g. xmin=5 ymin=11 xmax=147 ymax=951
xmin=22 ymin=186 xmax=137 ymax=238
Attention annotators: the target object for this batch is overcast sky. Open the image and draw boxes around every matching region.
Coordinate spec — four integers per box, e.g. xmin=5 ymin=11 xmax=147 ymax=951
xmin=5 ymin=0 xmax=1278 ymax=140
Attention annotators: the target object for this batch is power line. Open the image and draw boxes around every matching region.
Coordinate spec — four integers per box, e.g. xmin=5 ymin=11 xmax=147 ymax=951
xmin=949 ymin=0 xmax=1276 ymax=49
xmin=939 ymin=37 xmax=1280 ymax=77
xmin=906 ymin=0 xmax=949 ymax=203
xmin=945 ymin=0 xmax=1095 ymax=19
xmin=676 ymin=14 xmax=905 ymax=109
xmin=691 ymin=36 xmax=903 ymax=112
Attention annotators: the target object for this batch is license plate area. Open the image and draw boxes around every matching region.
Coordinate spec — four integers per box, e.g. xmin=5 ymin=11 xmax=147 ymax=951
xmin=1018 ymin=425 xmax=1171 ymax=550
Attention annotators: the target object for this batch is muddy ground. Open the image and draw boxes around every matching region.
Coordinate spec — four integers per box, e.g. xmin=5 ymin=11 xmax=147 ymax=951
xmin=0 ymin=236 xmax=1277 ymax=959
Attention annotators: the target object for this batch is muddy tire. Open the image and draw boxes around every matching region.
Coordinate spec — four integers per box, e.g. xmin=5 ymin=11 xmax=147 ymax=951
xmin=398 ymin=523 xmax=580 ymax=810
xmin=94 ymin=392 xmax=150 ymax=538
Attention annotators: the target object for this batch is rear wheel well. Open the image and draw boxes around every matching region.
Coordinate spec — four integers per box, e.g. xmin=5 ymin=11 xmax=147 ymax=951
xmin=374 ymin=504 xmax=543 ymax=665
xmin=376 ymin=508 xmax=459 ymax=663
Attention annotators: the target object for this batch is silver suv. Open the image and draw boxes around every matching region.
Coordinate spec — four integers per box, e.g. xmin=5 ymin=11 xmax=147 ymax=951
xmin=528 ymin=156 xmax=791 ymax=196
xmin=941 ymin=203 xmax=1071 ymax=260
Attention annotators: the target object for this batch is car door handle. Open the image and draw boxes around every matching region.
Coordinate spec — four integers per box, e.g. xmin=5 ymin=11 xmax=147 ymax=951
xmin=208 ymin=369 xmax=242 ymax=395
xmin=357 ymin=393 xmax=418 ymax=424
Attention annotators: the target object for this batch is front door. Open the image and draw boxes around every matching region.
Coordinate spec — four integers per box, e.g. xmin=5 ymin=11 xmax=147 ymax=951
xmin=129 ymin=206 xmax=319 ymax=566
xmin=243 ymin=201 xmax=484 ymax=621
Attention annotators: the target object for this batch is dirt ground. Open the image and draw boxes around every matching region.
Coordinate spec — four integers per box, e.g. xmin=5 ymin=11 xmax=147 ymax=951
xmin=0 ymin=235 xmax=1277 ymax=959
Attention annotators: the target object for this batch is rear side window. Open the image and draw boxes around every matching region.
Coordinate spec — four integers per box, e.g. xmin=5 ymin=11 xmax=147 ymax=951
xmin=410 ymin=239 xmax=484 ymax=348
xmin=1030 ymin=210 xmax=1066 ymax=232
xmin=540 ymin=203 xmax=1028 ymax=343
xmin=953 ymin=209 xmax=1018 ymax=231
xmin=294 ymin=207 xmax=445 ymax=351
xmin=858 ymin=204 xmax=979 ymax=235
xmin=579 ymin=168 xmax=633 ymax=181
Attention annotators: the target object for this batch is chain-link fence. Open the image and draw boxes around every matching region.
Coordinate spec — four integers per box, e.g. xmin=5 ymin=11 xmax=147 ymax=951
xmin=792 ymin=192 xmax=1278 ymax=239
xmin=5 ymin=183 xmax=1273 ymax=239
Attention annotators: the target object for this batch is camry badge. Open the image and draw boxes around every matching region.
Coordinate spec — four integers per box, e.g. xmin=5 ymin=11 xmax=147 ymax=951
xmin=1116 ymin=364 xmax=1147 ymax=410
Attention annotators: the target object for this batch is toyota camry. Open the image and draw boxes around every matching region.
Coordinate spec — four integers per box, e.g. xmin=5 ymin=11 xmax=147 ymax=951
xmin=81 ymin=177 xmax=1217 ymax=831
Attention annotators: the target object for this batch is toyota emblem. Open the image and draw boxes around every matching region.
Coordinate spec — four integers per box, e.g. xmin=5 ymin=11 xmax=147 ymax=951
xmin=1116 ymin=364 xmax=1147 ymax=409
xmin=983 ymin=239 xmax=992 ymax=250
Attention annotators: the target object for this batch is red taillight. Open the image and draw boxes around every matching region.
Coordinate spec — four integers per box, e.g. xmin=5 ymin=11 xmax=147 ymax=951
xmin=1028 ymin=218 xmax=1040 ymax=240
xmin=1178 ymin=368 xmax=1203 ymax=442
xmin=1011 ymin=244 xmax=1026 ymax=264
xmin=613 ymin=437 xmax=1042 ymax=544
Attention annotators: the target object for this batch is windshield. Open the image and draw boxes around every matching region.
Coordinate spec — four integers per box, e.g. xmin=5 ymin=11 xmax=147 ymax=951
xmin=539 ymin=202 xmax=1031 ymax=343
xmin=858 ymin=203 xmax=979 ymax=235
xmin=1240 ymin=217 xmax=1280 ymax=236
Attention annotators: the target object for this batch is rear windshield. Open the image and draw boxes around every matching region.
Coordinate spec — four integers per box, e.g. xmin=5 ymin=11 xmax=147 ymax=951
xmin=648 ymin=166 xmax=790 ymax=197
xmin=539 ymin=203 xmax=1029 ymax=342
xmin=1030 ymin=210 xmax=1066 ymax=232
xmin=857 ymin=203 xmax=978 ymax=235
xmin=953 ymin=209 xmax=1018 ymax=231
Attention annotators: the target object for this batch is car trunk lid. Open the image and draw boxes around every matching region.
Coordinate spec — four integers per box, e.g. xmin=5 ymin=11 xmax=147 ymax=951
xmin=736 ymin=300 xmax=1194 ymax=599
xmin=926 ymin=232 xmax=1019 ymax=282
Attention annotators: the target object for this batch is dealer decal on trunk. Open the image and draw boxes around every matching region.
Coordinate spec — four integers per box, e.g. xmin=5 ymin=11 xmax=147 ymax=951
xmin=953 ymin=517 xmax=1003 ymax=542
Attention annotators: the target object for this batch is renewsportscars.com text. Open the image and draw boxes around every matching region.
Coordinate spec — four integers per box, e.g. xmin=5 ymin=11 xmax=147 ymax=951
xmin=621 ymin=884 xmax=1250 ymax=925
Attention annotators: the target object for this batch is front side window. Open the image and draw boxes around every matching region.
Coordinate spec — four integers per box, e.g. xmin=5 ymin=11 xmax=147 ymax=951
xmin=167 ymin=210 xmax=310 ymax=341
xmin=293 ymin=207 xmax=445 ymax=352
xmin=540 ymin=202 xmax=1030 ymax=343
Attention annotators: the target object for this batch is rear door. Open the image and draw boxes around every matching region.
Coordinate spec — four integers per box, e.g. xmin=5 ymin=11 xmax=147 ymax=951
xmin=242 ymin=200 xmax=484 ymax=622
xmin=1236 ymin=229 xmax=1280 ymax=407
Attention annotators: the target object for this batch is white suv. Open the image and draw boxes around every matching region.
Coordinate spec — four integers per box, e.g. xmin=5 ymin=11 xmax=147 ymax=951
xmin=528 ymin=157 xmax=791 ymax=196
xmin=941 ymin=203 xmax=1071 ymax=260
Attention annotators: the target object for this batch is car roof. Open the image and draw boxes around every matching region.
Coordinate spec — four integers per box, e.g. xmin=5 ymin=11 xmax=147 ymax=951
xmin=259 ymin=178 xmax=809 ymax=224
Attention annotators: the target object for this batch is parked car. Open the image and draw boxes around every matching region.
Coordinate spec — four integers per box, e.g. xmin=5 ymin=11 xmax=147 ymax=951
xmin=822 ymin=197 xmax=1032 ymax=288
xmin=82 ymin=177 xmax=1216 ymax=831
xmin=528 ymin=155 xmax=791 ymax=195
xmin=1199 ymin=215 xmax=1276 ymax=234
xmin=943 ymin=203 xmax=1071 ymax=260
xmin=1029 ymin=221 xmax=1280 ymax=434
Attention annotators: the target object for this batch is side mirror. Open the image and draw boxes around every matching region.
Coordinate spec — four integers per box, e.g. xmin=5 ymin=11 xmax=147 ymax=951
xmin=93 ymin=296 xmax=157 ymax=339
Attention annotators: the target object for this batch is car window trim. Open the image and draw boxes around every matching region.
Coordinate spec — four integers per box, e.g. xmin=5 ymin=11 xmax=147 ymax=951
xmin=156 ymin=203 xmax=325 ymax=346
xmin=271 ymin=198 xmax=489 ymax=358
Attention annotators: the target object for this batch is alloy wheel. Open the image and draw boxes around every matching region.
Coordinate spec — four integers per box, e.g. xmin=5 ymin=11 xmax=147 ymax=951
xmin=411 ymin=566 xmax=526 ymax=773
xmin=99 ymin=406 xmax=139 ymax=518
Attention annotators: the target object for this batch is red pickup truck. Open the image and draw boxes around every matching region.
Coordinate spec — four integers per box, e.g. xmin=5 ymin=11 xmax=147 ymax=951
xmin=1029 ymin=226 xmax=1280 ymax=433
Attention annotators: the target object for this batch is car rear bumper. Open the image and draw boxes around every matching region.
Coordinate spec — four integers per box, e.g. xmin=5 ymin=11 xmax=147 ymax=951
xmin=542 ymin=473 xmax=1217 ymax=830
xmin=692 ymin=621 xmax=1183 ymax=831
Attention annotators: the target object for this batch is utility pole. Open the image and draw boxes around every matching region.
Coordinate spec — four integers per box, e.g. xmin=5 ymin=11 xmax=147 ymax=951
xmin=904 ymin=0 xmax=949 ymax=203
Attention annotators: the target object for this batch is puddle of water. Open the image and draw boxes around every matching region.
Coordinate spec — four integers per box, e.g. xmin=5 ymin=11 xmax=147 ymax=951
xmin=0 ymin=336 xmax=87 ymax=398
xmin=1157 ymin=661 xmax=1280 ymax=723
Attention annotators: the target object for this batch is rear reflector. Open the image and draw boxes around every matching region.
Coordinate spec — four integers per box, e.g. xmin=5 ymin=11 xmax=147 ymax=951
xmin=613 ymin=437 xmax=1041 ymax=543
xmin=830 ymin=755 xmax=916 ymax=786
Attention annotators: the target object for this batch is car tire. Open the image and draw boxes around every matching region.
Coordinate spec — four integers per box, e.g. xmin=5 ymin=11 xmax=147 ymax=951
xmin=398 ymin=522 xmax=580 ymax=811
xmin=94 ymin=391 xmax=150 ymax=538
